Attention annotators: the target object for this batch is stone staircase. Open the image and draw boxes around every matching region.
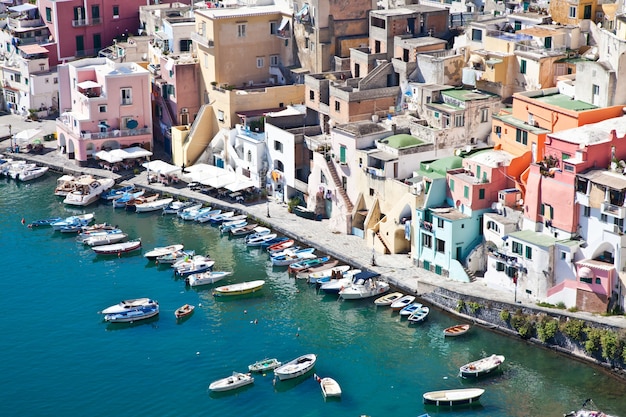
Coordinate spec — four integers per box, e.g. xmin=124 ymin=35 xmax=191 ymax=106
xmin=326 ymin=159 xmax=354 ymax=213
xmin=375 ymin=230 xmax=390 ymax=254
xmin=463 ymin=265 xmax=477 ymax=282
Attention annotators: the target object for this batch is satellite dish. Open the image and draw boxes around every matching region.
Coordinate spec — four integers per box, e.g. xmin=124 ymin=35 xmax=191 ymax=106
xmin=491 ymin=202 xmax=497 ymax=210
xmin=518 ymin=199 xmax=524 ymax=206
xmin=454 ymin=149 xmax=462 ymax=156
xmin=126 ymin=119 xmax=139 ymax=129
xmin=465 ymin=145 xmax=472 ymax=153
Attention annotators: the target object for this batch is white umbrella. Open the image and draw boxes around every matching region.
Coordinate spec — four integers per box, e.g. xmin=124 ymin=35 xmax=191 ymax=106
xmin=122 ymin=146 xmax=152 ymax=159
xmin=14 ymin=128 xmax=42 ymax=144
xmin=94 ymin=150 xmax=123 ymax=163
xmin=225 ymin=177 xmax=257 ymax=192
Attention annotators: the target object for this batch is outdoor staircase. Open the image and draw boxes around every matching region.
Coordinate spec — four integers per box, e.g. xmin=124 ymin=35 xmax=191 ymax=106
xmin=326 ymin=159 xmax=354 ymax=213
xmin=463 ymin=265 xmax=477 ymax=282
xmin=375 ymin=230 xmax=391 ymax=254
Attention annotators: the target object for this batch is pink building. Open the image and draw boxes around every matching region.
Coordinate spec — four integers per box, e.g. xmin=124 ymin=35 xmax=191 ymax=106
xmin=38 ymin=0 xmax=172 ymax=62
xmin=56 ymin=57 xmax=152 ymax=166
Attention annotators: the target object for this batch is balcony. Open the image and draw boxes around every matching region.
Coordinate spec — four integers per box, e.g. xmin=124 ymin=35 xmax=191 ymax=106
xmin=57 ymin=117 xmax=151 ymax=140
xmin=365 ymin=166 xmax=385 ymax=178
xmin=601 ymin=201 xmax=626 ymax=219
xmin=72 ymin=19 xmax=89 ymax=27
xmin=191 ymin=32 xmax=213 ymax=48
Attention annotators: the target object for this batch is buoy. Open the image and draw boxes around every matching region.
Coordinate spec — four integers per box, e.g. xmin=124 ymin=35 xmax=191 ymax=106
xmin=21 ymin=218 xmax=25 ymax=225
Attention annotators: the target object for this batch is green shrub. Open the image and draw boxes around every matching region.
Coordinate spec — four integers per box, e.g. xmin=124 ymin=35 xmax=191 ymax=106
xmin=536 ymin=316 xmax=558 ymax=342
xmin=560 ymin=319 xmax=585 ymax=341
xmin=456 ymin=300 xmax=465 ymax=312
xmin=555 ymin=302 xmax=566 ymax=310
xmin=287 ymin=197 xmax=302 ymax=213
xmin=600 ymin=330 xmax=620 ymax=361
xmin=500 ymin=309 xmax=510 ymax=322
xmin=468 ymin=302 xmax=480 ymax=314
xmin=584 ymin=327 xmax=603 ymax=354
xmin=510 ymin=310 xmax=535 ymax=339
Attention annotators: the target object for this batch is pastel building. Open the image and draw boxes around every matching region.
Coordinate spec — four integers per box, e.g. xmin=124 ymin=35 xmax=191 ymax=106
xmin=56 ymin=58 xmax=152 ymax=166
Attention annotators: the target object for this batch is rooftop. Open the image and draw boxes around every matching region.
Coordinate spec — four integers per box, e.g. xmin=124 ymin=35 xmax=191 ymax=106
xmin=508 ymin=230 xmax=557 ymax=248
xmin=548 ymin=115 xmax=626 ymax=146
xmin=379 ymin=134 xmax=423 ymax=149
xmin=532 ymin=92 xmax=598 ymax=112
xmin=469 ymin=149 xmax=513 ymax=169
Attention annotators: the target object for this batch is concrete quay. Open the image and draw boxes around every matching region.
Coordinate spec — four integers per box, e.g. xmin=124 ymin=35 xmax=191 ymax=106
xmin=3 ymin=114 xmax=626 ymax=332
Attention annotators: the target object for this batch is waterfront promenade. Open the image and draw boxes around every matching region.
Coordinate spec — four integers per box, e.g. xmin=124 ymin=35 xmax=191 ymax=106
xmin=3 ymin=113 xmax=625 ymax=330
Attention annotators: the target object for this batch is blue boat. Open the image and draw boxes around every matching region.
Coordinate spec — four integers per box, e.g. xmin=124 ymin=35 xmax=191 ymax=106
xmin=260 ymin=236 xmax=288 ymax=248
xmin=112 ymin=190 xmax=145 ymax=208
xmin=100 ymin=184 xmax=135 ymax=201
xmin=28 ymin=217 xmax=63 ymax=228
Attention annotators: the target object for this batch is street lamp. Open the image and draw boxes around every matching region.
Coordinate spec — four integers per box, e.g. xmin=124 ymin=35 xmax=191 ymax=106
xmin=371 ymin=247 xmax=376 ymax=266
xmin=266 ymin=200 xmax=271 ymax=218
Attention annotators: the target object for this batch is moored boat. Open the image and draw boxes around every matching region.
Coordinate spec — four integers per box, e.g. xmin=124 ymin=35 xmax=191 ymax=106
xmin=246 ymin=233 xmax=278 ymax=247
xmin=175 ymin=257 xmax=215 ymax=277
xmin=218 ymin=218 xmax=247 ymax=233
xmin=248 ymin=358 xmax=282 ymax=373
xmin=444 ymin=324 xmax=471 ymax=337
xmin=314 ymin=374 xmax=341 ymax=399
xmin=112 ymin=190 xmax=145 ymax=208
xmin=100 ymin=184 xmax=135 ymax=201
xmin=459 ymin=354 xmax=505 ymax=378
xmin=267 ymin=238 xmax=294 ymax=253
xmin=230 ymin=223 xmax=259 ymax=236
xmin=54 ymin=174 xmax=85 ymax=196
xmin=208 ymin=372 xmax=254 ymax=392
xmin=17 ymin=165 xmax=49 ymax=181
xmin=63 ymin=177 xmax=115 ymax=206
xmin=174 ymin=304 xmax=195 ymax=319
xmin=390 ymin=294 xmax=416 ymax=311
xmin=423 ymin=388 xmax=485 ymax=406
xmin=213 ymin=280 xmax=265 ymax=296
xmin=339 ymin=271 xmax=389 ymax=300
xmin=125 ymin=193 xmax=159 ymax=212
xmin=92 ymin=239 xmax=142 ymax=255
xmin=51 ymin=213 xmax=95 ymax=231
xmin=296 ymin=260 xmax=339 ymax=280
xmin=399 ymin=302 xmax=423 ymax=317
xmin=374 ymin=291 xmax=404 ymax=307
xmin=28 ymin=217 xmax=63 ymax=228
xmin=274 ymin=353 xmax=317 ymax=381
xmin=155 ymin=249 xmax=195 ymax=265
xmin=305 ymin=265 xmax=351 ymax=284
xmin=134 ymin=197 xmax=174 ymax=213
xmin=144 ymin=244 xmax=184 ymax=260
xmin=162 ymin=200 xmax=193 ymax=215
xmin=207 ymin=210 xmax=235 ymax=224
xmin=565 ymin=399 xmax=616 ymax=417
xmin=195 ymin=209 xmax=222 ymax=223
xmin=186 ymin=271 xmax=232 ymax=287
xmin=100 ymin=298 xmax=158 ymax=314
xmin=271 ymin=248 xmax=316 ymax=267
xmin=288 ymin=255 xmax=332 ymax=274
xmin=81 ymin=231 xmax=128 ymax=246
xmin=407 ymin=305 xmax=430 ymax=324
xmin=104 ymin=304 xmax=159 ymax=323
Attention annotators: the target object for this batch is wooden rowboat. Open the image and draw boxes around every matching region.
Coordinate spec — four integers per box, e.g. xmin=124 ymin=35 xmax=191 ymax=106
xmin=423 ymin=388 xmax=485 ymax=406
xmin=213 ymin=280 xmax=265 ymax=296
xmin=443 ymin=324 xmax=471 ymax=337
xmin=175 ymin=304 xmax=195 ymax=319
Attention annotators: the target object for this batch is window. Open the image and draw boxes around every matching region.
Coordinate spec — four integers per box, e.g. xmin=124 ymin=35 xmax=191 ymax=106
xmin=237 ymin=23 xmax=246 ymax=37
xmin=516 ymin=129 xmax=528 ymax=145
xmin=92 ymin=5 xmax=100 ymax=20
xmin=471 ymin=29 xmax=482 ymax=41
xmin=274 ymin=141 xmax=283 ymax=152
xmin=422 ymin=233 xmax=432 ymax=248
xmin=514 ymin=21 xmax=521 ymax=31
xmin=561 ymin=251 xmax=567 ymax=260
xmin=247 ymin=150 xmax=252 ymax=162
xmin=309 ymin=90 xmax=314 ymax=101
xmin=256 ymin=57 xmax=264 ymax=68
xmin=540 ymin=203 xmax=554 ymax=219
xmin=53 ymin=77 xmax=58 ymax=84
xmin=544 ymin=37 xmax=552 ymax=49
xmin=120 ymin=88 xmax=132 ymax=105
xmin=180 ymin=39 xmax=192 ymax=52
xmin=442 ymin=114 xmax=450 ymax=127
xmin=270 ymin=55 xmax=279 ymax=66
xmin=113 ymin=5 xmax=119 ymax=19
xmin=595 ymin=277 xmax=602 ymax=285
xmin=436 ymin=238 xmax=445 ymax=253
xmin=601 ymin=213 xmax=608 ymax=223
xmin=463 ymin=185 xmax=469 ymax=198
xmin=583 ymin=206 xmax=590 ymax=217
xmin=481 ymin=108 xmax=489 ymax=123
xmin=99 ymin=105 xmax=107 ymax=113
xmin=455 ymin=114 xmax=464 ymax=127
xmin=592 ymin=84 xmax=599 ymax=95
xmin=494 ymin=125 xmax=501 ymax=137
xmin=437 ymin=218 xmax=444 ymax=228
xmin=14 ymin=74 xmax=20 ymax=83
xmin=569 ymin=6 xmax=576 ymax=18
xmin=580 ymin=276 xmax=592 ymax=284
xmin=525 ymin=245 xmax=532 ymax=260
xmin=512 ymin=241 xmax=523 ymax=255
xmin=487 ymin=220 xmax=500 ymax=233
xmin=450 ymin=179 xmax=454 ymax=191
xmin=270 ymin=21 xmax=277 ymax=35
xmin=45 ymin=7 xmax=52 ymax=22
xmin=496 ymin=261 xmax=505 ymax=271
xmin=334 ymin=101 xmax=340 ymax=112
xmin=204 ymin=53 xmax=208 ymax=68
xmin=479 ymin=188 xmax=485 ymax=199
xmin=615 ymin=217 xmax=624 ymax=228
xmin=310 ymin=41 xmax=315 ymax=52
xmin=520 ymin=59 xmax=527 ymax=74
xmin=564 ymin=164 xmax=574 ymax=172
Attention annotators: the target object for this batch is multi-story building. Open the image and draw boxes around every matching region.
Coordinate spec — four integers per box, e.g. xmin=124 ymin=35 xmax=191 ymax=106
xmin=56 ymin=58 xmax=152 ymax=166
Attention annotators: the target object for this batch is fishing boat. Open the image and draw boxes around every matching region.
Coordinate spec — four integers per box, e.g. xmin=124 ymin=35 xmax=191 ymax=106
xmin=207 ymin=211 xmax=235 ymax=224
xmin=273 ymin=353 xmax=317 ymax=381
xmin=134 ymin=197 xmax=174 ymax=213
xmin=266 ymin=238 xmax=294 ymax=253
xmin=288 ymin=256 xmax=332 ymax=274
xmin=186 ymin=271 xmax=232 ymax=287
xmin=51 ymin=213 xmax=95 ymax=231
xmin=144 ymin=244 xmax=184 ymax=260
xmin=81 ymin=231 xmax=128 ymax=246
xmin=162 ymin=200 xmax=193 ymax=215
xmin=243 ymin=226 xmax=271 ymax=242
xmin=174 ymin=257 xmax=215 ymax=277
xmin=155 ymin=249 xmax=195 ymax=265
xmin=399 ymin=302 xmax=423 ymax=317
xmin=259 ymin=236 xmax=288 ymax=249
xmin=92 ymin=239 xmax=142 ymax=255
xmin=112 ymin=190 xmax=145 ymax=208
xmin=208 ymin=372 xmax=254 ymax=392
xmin=391 ymin=295 xmax=416 ymax=312
xmin=443 ymin=324 xmax=471 ymax=337
xmin=195 ymin=209 xmax=222 ymax=223
xmin=305 ymin=265 xmax=351 ymax=284
xmin=63 ymin=177 xmax=115 ymax=206
xmin=28 ymin=217 xmax=63 ymax=228
xmin=407 ymin=305 xmax=430 ymax=324
xmin=174 ymin=304 xmax=195 ymax=319
xmin=177 ymin=204 xmax=206 ymax=220
xmin=230 ymin=223 xmax=259 ymax=236
xmin=213 ymin=280 xmax=265 ymax=296
xmin=565 ymin=399 xmax=616 ymax=417
xmin=75 ymin=223 xmax=117 ymax=237
xmin=16 ymin=165 xmax=49 ymax=181
xmin=374 ymin=292 xmax=404 ymax=307
xmin=339 ymin=271 xmax=389 ymax=300
xmin=248 ymin=358 xmax=282 ymax=373
xmin=271 ymin=248 xmax=316 ymax=267
xmin=314 ymin=374 xmax=342 ymax=399
xmin=423 ymin=388 xmax=485 ymax=406
xmin=459 ymin=354 xmax=505 ymax=378
xmin=218 ymin=218 xmax=247 ymax=233
xmin=104 ymin=304 xmax=159 ymax=323
xmin=246 ymin=233 xmax=278 ymax=247
xmin=318 ymin=270 xmax=362 ymax=294
xmin=100 ymin=184 xmax=135 ymax=201
xmin=296 ymin=260 xmax=339 ymax=280
xmin=125 ymin=193 xmax=159 ymax=212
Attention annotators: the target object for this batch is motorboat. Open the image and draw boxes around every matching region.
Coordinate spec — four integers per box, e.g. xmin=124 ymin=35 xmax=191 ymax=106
xmin=112 ymin=190 xmax=145 ymax=208
xmin=100 ymin=184 xmax=135 ymax=201
xmin=175 ymin=257 xmax=215 ymax=277
xmin=271 ymin=248 xmax=316 ymax=267
xmin=54 ymin=174 xmax=86 ymax=197
xmin=144 ymin=244 xmax=184 ymax=260
xmin=565 ymin=399 xmax=616 ymax=417
xmin=243 ymin=226 xmax=271 ymax=242
xmin=125 ymin=194 xmax=160 ymax=212
xmin=81 ymin=232 xmax=128 ymax=246
xmin=207 ymin=211 xmax=235 ymax=224
xmin=274 ymin=353 xmax=317 ymax=381
xmin=260 ymin=236 xmax=288 ymax=249
xmin=3 ymin=161 xmax=36 ymax=178
xmin=195 ymin=209 xmax=222 ymax=223
xmin=162 ymin=200 xmax=193 ymax=215
xmin=208 ymin=372 xmax=254 ymax=392
xmin=459 ymin=354 xmax=505 ymax=378
xmin=288 ymin=256 xmax=333 ymax=275
xmin=339 ymin=271 xmax=389 ymax=300
xmin=314 ymin=374 xmax=341 ymax=399
xmin=218 ymin=218 xmax=247 ymax=233
xmin=63 ymin=177 xmax=115 ymax=206
xmin=104 ymin=304 xmax=159 ymax=323
xmin=92 ymin=239 xmax=142 ymax=255
xmin=422 ymin=388 xmax=485 ymax=406
xmin=188 ymin=206 xmax=215 ymax=221
xmin=155 ymin=249 xmax=195 ymax=265
xmin=16 ymin=165 xmax=49 ymax=181
xmin=296 ymin=260 xmax=339 ymax=280
xmin=407 ymin=306 xmax=430 ymax=324
xmin=186 ymin=271 xmax=232 ymax=287
xmin=174 ymin=304 xmax=195 ymax=319
xmin=230 ymin=223 xmax=259 ymax=236
xmin=444 ymin=324 xmax=471 ymax=337
xmin=51 ymin=213 xmax=95 ymax=231
xmin=177 ymin=203 xmax=205 ymax=220
xmin=213 ymin=280 xmax=265 ymax=296
xmin=305 ymin=265 xmax=351 ymax=284
xmin=318 ymin=270 xmax=361 ymax=294
xmin=28 ymin=217 xmax=63 ymax=228
xmin=246 ymin=233 xmax=278 ymax=247
xmin=399 ymin=302 xmax=423 ymax=317
xmin=390 ymin=295 xmax=416 ymax=312
xmin=75 ymin=223 xmax=117 ymax=238
xmin=134 ymin=197 xmax=174 ymax=213
xmin=100 ymin=298 xmax=158 ymax=315
xmin=248 ymin=358 xmax=282 ymax=373
xmin=171 ymin=254 xmax=207 ymax=269
xmin=374 ymin=292 xmax=404 ymax=307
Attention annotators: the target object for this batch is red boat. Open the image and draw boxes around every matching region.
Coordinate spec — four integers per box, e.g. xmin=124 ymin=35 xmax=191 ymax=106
xmin=267 ymin=239 xmax=294 ymax=253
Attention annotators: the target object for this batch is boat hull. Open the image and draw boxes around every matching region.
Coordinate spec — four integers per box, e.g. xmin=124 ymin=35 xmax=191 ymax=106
xmin=274 ymin=354 xmax=317 ymax=381
xmin=213 ymin=280 xmax=265 ymax=296
xmin=423 ymin=388 xmax=485 ymax=406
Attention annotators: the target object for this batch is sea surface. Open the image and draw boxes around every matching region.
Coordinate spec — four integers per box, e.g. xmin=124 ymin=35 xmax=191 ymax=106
xmin=2 ymin=175 xmax=626 ymax=417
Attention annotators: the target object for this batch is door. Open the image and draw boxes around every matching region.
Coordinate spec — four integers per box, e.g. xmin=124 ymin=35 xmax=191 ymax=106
xmin=339 ymin=146 xmax=346 ymax=164
xmin=75 ymin=36 xmax=84 ymax=56
xmin=93 ymin=34 xmax=101 ymax=52
xmin=456 ymin=246 xmax=462 ymax=260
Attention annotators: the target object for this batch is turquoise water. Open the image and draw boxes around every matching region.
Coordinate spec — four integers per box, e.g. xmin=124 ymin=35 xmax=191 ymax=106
xmin=2 ymin=175 xmax=626 ymax=417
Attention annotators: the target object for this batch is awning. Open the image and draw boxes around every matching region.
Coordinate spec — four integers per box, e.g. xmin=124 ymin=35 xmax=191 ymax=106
xmin=95 ymin=150 xmax=123 ymax=163
xmin=18 ymin=44 xmax=48 ymax=55
xmin=225 ymin=177 xmax=257 ymax=192
xmin=122 ymin=146 xmax=152 ymax=159
xmin=142 ymin=160 xmax=181 ymax=175
xmin=352 ymin=271 xmax=381 ymax=281
xmin=14 ymin=128 xmax=41 ymax=143
xmin=201 ymin=172 xmax=237 ymax=188
xmin=78 ymin=80 xmax=100 ymax=89
xmin=9 ymin=3 xmax=38 ymax=12
xmin=296 ymin=3 xmax=309 ymax=17
xmin=485 ymin=58 xmax=503 ymax=65
xmin=278 ymin=17 xmax=290 ymax=31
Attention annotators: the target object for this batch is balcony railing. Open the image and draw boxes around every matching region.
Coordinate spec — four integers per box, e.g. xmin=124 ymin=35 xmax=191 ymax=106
xmin=601 ymin=201 xmax=626 ymax=219
xmin=72 ymin=18 xmax=89 ymax=27
xmin=191 ymin=32 xmax=213 ymax=48
xmin=57 ymin=117 xmax=150 ymax=140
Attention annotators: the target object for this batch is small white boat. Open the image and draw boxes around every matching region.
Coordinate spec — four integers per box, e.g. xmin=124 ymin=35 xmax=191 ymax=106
xmin=306 ymin=265 xmax=351 ymax=284
xmin=391 ymin=294 xmax=416 ymax=311
xmin=177 ymin=204 xmax=205 ymax=220
xmin=339 ymin=271 xmax=389 ymax=300
xmin=423 ymin=388 xmax=485 ymax=406
xmin=104 ymin=304 xmax=159 ymax=323
xmin=208 ymin=372 xmax=254 ymax=392
xmin=271 ymin=248 xmax=316 ymax=267
xmin=318 ymin=269 xmax=362 ymax=294
xmin=101 ymin=298 xmax=158 ymax=314
xmin=399 ymin=302 xmax=423 ymax=317
xmin=135 ymin=197 xmax=174 ymax=213
xmin=230 ymin=223 xmax=259 ymax=236
xmin=246 ymin=233 xmax=277 ymax=247
xmin=17 ymin=165 xmax=49 ymax=181
xmin=63 ymin=177 xmax=115 ymax=206
xmin=248 ymin=358 xmax=282 ymax=373
xmin=92 ymin=239 xmax=142 ymax=255
xmin=195 ymin=209 xmax=222 ymax=223
xmin=82 ymin=232 xmax=128 ymax=246
xmin=219 ymin=218 xmax=247 ymax=233
xmin=273 ymin=353 xmax=317 ymax=381
xmin=296 ymin=260 xmax=339 ymax=280
xmin=186 ymin=271 xmax=232 ymax=287
xmin=51 ymin=213 xmax=95 ymax=231
xmin=175 ymin=257 xmax=215 ymax=277
xmin=208 ymin=211 xmax=235 ymax=224
xmin=407 ymin=306 xmax=430 ymax=324
xmin=162 ymin=200 xmax=193 ymax=215
xmin=314 ymin=374 xmax=341 ymax=399
xmin=113 ymin=190 xmax=145 ymax=208
xmin=565 ymin=399 xmax=616 ymax=417
xmin=144 ymin=244 xmax=184 ymax=260
xmin=374 ymin=292 xmax=404 ymax=307
xmin=459 ymin=354 xmax=505 ymax=378
xmin=213 ymin=280 xmax=265 ymax=296
xmin=156 ymin=249 xmax=195 ymax=265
